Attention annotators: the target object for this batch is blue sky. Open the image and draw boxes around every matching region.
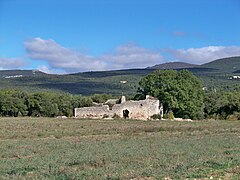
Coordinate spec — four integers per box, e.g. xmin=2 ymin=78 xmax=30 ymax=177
xmin=0 ymin=0 xmax=240 ymax=73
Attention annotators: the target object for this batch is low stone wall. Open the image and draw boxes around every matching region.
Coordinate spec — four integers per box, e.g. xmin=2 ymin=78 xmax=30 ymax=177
xmin=75 ymin=105 xmax=112 ymax=119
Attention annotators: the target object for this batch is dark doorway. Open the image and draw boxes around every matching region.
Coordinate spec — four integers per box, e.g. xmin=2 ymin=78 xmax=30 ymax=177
xmin=123 ymin=109 xmax=129 ymax=119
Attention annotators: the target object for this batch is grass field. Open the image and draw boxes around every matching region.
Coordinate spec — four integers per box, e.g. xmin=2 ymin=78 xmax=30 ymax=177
xmin=0 ymin=118 xmax=239 ymax=179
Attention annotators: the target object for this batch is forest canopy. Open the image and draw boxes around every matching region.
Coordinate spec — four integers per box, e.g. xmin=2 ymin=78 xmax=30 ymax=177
xmin=0 ymin=90 xmax=93 ymax=117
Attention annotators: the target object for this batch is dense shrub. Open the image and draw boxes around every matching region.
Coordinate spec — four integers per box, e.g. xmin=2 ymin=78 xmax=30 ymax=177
xmin=163 ymin=111 xmax=175 ymax=120
xmin=0 ymin=90 xmax=93 ymax=117
xmin=204 ymin=91 xmax=240 ymax=120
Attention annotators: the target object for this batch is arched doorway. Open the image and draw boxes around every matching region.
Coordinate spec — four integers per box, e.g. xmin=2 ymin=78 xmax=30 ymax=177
xmin=123 ymin=109 xmax=129 ymax=119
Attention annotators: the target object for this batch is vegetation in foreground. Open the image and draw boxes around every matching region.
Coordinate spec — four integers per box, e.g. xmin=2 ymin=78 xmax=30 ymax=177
xmin=0 ymin=117 xmax=239 ymax=179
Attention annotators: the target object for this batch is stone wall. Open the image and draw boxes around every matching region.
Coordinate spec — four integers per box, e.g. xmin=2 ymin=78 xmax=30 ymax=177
xmin=112 ymin=99 xmax=160 ymax=120
xmin=74 ymin=96 xmax=162 ymax=120
xmin=74 ymin=105 xmax=112 ymax=119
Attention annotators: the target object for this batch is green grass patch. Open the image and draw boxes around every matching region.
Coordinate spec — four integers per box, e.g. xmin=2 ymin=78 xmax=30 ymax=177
xmin=0 ymin=117 xmax=239 ymax=179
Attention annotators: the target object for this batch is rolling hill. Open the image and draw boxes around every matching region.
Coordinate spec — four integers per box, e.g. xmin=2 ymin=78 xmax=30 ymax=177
xmin=147 ymin=62 xmax=197 ymax=69
xmin=0 ymin=56 xmax=240 ymax=95
xmin=0 ymin=70 xmax=46 ymax=78
xmin=147 ymin=56 xmax=240 ymax=74
xmin=200 ymin=56 xmax=240 ymax=73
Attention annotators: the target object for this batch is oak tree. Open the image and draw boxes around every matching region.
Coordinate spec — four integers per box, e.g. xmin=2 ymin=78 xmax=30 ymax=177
xmin=136 ymin=70 xmax=204 ymax=119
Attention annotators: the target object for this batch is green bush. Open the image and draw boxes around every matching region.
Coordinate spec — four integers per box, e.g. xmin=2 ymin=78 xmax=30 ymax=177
xmin=163 ymin=111 xmax=175 ymax=120
xmin=168 ymin=111 xmax=175 ymax=120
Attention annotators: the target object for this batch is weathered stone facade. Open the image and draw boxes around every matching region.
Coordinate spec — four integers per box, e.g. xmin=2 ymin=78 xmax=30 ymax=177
xmin=74 ymin=95 xmax=163 ymax=120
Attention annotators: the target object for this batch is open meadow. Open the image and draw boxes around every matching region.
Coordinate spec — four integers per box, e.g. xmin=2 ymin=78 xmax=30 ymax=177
xmin=0 ymin=118 xmax=239 ymax=179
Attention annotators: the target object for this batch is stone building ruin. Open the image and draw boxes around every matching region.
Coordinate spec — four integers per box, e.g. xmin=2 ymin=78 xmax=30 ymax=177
xmin=74 ymin=95 xmax=163 ymax=120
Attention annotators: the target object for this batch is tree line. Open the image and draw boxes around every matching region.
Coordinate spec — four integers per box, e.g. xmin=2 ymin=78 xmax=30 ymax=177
xmin=0 ymin=70 xmax=240 ymax=120
xmin=136 ymin=69 xmax=240 ymax=120
xmin=204 ymin=91 xmax=240 ymax=120
xmin=0 ymin=90 xmax=93 ymax=117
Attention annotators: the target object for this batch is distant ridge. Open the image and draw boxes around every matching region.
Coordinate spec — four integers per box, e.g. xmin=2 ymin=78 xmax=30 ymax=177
xmin=146 ymin=56 xmax=240 ymax=73
xmin=0 ymin=56 xmax=239 ymax=95
xmin=0 ymin=69 xmax=45 ymax=78
xmin=200 ymin=56 xmax=240 ymax=73
xmin=147 ymin=62 xmax=198 ymax=70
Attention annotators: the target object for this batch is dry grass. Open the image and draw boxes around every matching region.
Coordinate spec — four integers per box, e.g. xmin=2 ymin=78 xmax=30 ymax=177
xmin=0 ymin=117 xmax=239 ymax=179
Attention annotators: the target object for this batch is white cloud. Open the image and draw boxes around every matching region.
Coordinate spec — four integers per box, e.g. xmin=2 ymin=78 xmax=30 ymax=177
xmin=101 ymin=43 xmax=164 ymax=69
xmin=0 ymin=58 xmax=26 ymax=69
xmin=168 ymin=46 xmax=240 ymax=64
xmin=25 ymin=37 xmax=107 ymax=73
xmin=36 ymin=65 xmax=57 ymax=74
xmin=25 ymin=38 xmax=164 ymax=73
xmin=24 ymin=37 xmax=240 ymax=72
